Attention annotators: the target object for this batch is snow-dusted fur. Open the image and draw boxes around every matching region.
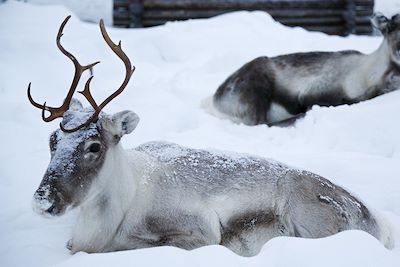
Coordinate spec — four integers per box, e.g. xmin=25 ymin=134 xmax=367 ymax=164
xmin=212 ymin=13 xmax=400 ymax=125
xmin=32 ymin=102 xmax=393 ymax=256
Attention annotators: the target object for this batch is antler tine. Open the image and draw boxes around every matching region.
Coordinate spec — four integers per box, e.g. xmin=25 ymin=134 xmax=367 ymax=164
xmin=27 ymin=80 xmax=68 ymax=122
xmin=78 ymin=76 xmax=101 ymax=114
xmin=98 ymin=19 xmax=135 ymax=110
xmin=27 ymin=82 xmax=46 ymax=110
xmin=27 ymin=15 xmax=100 ymax=123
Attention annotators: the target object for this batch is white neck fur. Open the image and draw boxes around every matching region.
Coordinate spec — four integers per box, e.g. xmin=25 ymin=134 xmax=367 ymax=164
xmin=70 ymin=144 xmax=140 ymax=253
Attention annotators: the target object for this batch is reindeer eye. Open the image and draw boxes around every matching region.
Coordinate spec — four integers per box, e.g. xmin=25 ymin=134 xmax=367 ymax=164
xmin=89 ymin=143 xmax=101 ymax=153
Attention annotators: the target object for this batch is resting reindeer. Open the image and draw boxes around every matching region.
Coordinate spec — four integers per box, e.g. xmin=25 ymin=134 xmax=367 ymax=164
xmin=212 ymin=13 xmax=400 ymax=125
xmin=30 ymin=16 xmax=392 ymax=256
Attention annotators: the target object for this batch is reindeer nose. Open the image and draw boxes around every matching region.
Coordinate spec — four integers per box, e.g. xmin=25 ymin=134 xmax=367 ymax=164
xmin=32 ymin=185 xmax=53 ymax=215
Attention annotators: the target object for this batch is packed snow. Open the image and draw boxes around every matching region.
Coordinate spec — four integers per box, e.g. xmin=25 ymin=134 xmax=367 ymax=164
xmin=1 ymin=0 xmax=400 ymax=266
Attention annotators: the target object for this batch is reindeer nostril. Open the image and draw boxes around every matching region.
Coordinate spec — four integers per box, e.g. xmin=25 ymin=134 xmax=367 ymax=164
xmin=46 ymin=204 xmax=56 ymax=214
xmin=35 ymin=190 xmax=45 ymax=198
xmin=32 ymin=195 xmax=53 ymax=215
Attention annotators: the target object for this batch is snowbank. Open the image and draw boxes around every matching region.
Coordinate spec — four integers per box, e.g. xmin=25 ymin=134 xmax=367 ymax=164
xmin=0 ymin=1 xmax=399 ymax=266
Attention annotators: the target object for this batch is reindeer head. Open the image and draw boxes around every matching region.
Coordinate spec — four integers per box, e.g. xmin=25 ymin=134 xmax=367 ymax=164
xmin=372 ymin=13 xmax=400 ymax=65
xmin=29 ymin=16 xmax=138 ymax=216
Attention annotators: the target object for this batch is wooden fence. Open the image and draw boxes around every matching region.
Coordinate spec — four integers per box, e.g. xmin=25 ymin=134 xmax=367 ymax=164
xmin=114 ymin=0 xmax=374 ymax=36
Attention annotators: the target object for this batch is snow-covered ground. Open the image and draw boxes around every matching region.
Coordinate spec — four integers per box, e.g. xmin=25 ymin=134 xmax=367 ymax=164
xmin=20 ymin=0 xmax=113 ymax=25
xmin=1 ymin=1 xmax=400 ymax=266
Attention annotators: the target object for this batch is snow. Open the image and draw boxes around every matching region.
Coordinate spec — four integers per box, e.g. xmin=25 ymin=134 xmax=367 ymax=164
xmin=54 ymin=232 xmax=399 ymax=267
xmin=22 ymin=0 xmax=113 ymax=25
xmin=375 ymin=0 xmax=400 ymax=17
xmin=1 ymin=0 xmax=400 ymax=266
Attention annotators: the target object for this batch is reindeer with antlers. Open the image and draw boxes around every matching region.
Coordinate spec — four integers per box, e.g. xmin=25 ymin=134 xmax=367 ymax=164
xmin=212 ymin=13 xmax=400 ymax=126
xmin=30 ymin=17 xmax=392 ymax=255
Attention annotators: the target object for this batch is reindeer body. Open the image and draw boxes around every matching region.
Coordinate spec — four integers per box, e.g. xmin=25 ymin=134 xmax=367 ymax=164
xmin=69 ymin=141 xmax=387 ymax=255
xmin=213 ymin=15 xmax=400 ymax=125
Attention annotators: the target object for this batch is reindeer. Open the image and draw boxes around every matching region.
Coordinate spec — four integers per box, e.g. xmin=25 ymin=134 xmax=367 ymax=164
xmin=30 ymin=16 xmax=393 ymax=256
xmin=212 ymin=13 xmax=400 ymax=126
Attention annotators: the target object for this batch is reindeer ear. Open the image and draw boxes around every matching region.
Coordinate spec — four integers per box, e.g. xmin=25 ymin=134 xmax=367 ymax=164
xmin=111 ymin=110 xmax=140 ymax=137
xmin=371 ymin=13 xmax=389 ymax=33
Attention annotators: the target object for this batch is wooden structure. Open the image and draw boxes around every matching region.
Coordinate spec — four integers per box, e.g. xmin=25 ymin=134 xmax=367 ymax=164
xmin=114 ymin=0 xmax=374 ymax=36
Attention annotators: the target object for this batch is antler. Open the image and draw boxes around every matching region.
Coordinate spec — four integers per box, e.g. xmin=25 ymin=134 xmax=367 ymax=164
xmin=27 ymin=15 xmax=100 ymax=123
xmin=61 ymin=19 xmax=135 ymax=132
xmin=27 ymin=16 xmax=135 ymax=133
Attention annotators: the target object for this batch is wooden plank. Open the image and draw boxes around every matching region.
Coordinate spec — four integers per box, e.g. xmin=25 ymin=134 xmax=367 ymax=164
xmin=142 ymin=0 xmax=350 ymax=9
xmin=114 ymin=21 xmax=132 ymax=27
xmin=142 ymin=18 xmax=343 ymax=27
xmin=142 ymin=0 xmax=373 ymax=9
xmin=114 ymin=0 xmax=131 ymax=8
xmin=301 ymin=25 xmax=346 ymax=35
xmin=279 ymin=17 xmax=344 ymax=26
xmin=354 ymin=27 xmax=373 ymax=34
xmin=296 ymin=24 xmax=372 ymax=34
xmin=142 ymin=9 xmax=349 ymax=20
xmin=113 ymin=11 xmax=131 ymax=20
xmin=355 ymin=4 xmax=375 ymax=11
xmin=354 ymin=16 xmax=373 ymax=24
xmin=144 ymin=9 xmax=373 ymax=16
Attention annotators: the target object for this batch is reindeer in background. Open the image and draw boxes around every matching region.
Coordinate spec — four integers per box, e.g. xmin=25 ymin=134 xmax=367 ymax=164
xmin=29 ymin=16 xmax=393 ymax=256
xmin=212 ymin=13 xmax=400 ymax=126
